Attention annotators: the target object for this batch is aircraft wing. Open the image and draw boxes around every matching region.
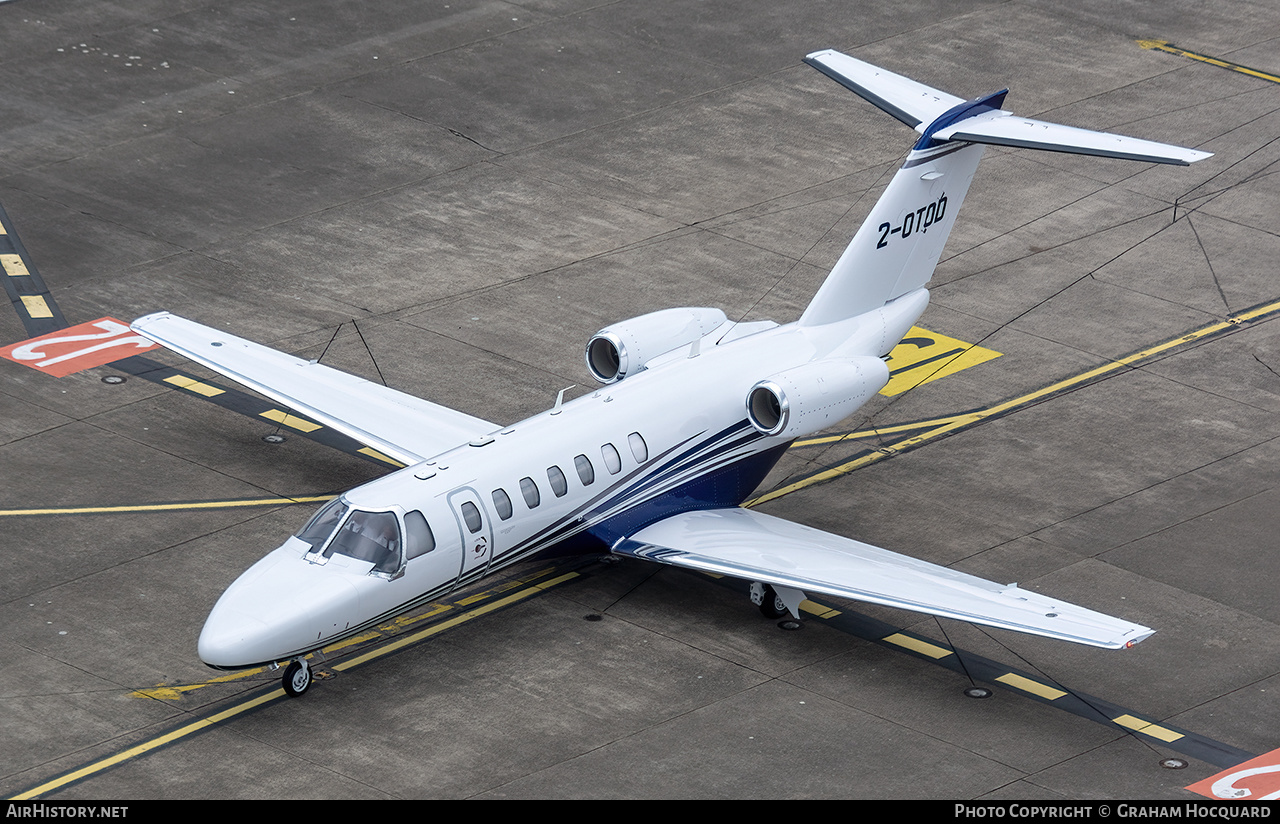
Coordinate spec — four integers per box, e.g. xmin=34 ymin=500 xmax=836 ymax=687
xmin=614 ymin=508 xmax=1153 ymax=649
xmin=131 ymin=312 xmax=497 ymax=466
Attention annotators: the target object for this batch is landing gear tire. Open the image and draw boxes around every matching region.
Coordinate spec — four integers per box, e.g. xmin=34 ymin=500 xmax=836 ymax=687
xmin=283 ymin=659 xmax=311 ymax=697
xmin=753 ymin=583 xmax=788 ymax=619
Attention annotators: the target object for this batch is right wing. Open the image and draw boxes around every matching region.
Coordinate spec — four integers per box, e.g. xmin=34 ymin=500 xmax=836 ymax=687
xmin=132 ymin=312 xmax=497 ymax=466
xmin=615 ymin=507 xmax=1153 ymax=649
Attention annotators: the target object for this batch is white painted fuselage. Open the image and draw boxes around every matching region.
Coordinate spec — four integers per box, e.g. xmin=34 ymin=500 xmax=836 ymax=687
xmin=197 ymin=290 xmax=927 ymax=669
xmin=147 ymin=48 xmax=1208 ymax=676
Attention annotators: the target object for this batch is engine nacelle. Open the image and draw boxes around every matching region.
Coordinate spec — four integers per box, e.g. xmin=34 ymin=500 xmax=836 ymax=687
xmin=586 ymin=307 xmax=728 ymax=384
xmin=746 ymin=357 xmax=889 ymax=439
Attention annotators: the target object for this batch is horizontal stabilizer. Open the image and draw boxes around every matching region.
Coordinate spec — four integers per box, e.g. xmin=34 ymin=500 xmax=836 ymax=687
xmin=935 ymin=110 xmax=1212 ymax=165
xmin=806 ymin=48 xmax=1212 ymax=165
xmin=804 ymin=49 xmax=962 ymax=131
xmin=132 ymin=312 xmax=496 ymax=465
xmin=798 ymin=48 xmax=1211 ymax=328
xmin=616 ymin=508 xmax=1153 ymax=649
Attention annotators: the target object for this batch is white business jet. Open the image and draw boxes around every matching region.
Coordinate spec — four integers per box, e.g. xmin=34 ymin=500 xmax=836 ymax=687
xmin=132 ymin=50 xmax=1210 ymax=697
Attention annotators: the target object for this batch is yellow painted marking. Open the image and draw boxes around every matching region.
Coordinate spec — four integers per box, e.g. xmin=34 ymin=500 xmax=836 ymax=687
xmin=20 ymin=295 xmax=53 ymax=319
xmin=881 ymin=326 xmax=1002 ymax=396
xmin=996 ymin=672 xmax=1067 ymax=700
xmin=11 ymin=690 xmax=281 ymax=800
xmin=1114 ymin=714 xmax=1184 ymax=742
xmin=335 ymin=571 xmax=580 ymax=672
xmin=135 ymin=569 xmax=568 ymax=700
xmin=133 ymin=665 xmax=274 ymax=700
xmin=260 ymin=408 xmax=322 ymax=432
xmin=358 ymin=446 xmax=405 ymax=467
xmin=15 ymin=567 xmax=580 ymax=797
xmin=1138 ymin=39 xmax=1280 ymax=85
xmin=883 ymin=632 xmax=952 ymax=659
xmin=0 ymin=495 xmax=332 ymax=517
xmin=164 ymin=374 xmax=225 ymax=397
xmin=749 ymin=298 xmax=1280 ymax=506
xmin=795 ymin=415 xmax=974 ymax=447
xmin=2 ymin=253 xmax=29 ymax=276
xmin=800 ymin=600 xmax=841 ymax=618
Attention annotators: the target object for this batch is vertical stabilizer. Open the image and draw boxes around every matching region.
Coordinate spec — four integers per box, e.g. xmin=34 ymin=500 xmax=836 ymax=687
xmin=797 ymin=49 xmax=1211 ymax=329
xmin=799 ymin=142 xmax=984 ymax=327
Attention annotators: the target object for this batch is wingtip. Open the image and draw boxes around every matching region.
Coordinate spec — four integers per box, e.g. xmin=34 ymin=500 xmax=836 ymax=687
xmin=131 ymin=310 xmax=173 ymax=330
xmin=1123 ymin=628 xmax=1156 ymax=649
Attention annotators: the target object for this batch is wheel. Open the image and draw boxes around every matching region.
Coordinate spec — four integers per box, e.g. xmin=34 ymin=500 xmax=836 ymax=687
xmin=758 ymin=584 xmax=788 ymax=619
xmin=282 ymin=659 xmax=311 ymax=697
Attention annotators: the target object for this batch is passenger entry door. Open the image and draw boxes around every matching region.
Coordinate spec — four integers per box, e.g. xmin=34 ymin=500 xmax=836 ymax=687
xmin=450 ymin=487 xmax=494 ymax=578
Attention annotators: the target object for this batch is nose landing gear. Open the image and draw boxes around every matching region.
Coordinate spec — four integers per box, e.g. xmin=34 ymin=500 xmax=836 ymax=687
xmin=282 ymin=658 xmax=312 ymax=697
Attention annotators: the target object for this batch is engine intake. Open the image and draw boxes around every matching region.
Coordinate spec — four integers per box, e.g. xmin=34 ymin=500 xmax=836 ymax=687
xmin=586 ymin=307 xmax=727 ymax=384
xmin=746 ymin=357 xmax=889 ymax=439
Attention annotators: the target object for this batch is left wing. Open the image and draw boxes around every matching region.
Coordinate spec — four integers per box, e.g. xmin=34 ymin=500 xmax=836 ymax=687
xmin=614 ymin=508 xmax=1152 ymax=649
xmin=132 ymin=312 xmax=497 ymax=466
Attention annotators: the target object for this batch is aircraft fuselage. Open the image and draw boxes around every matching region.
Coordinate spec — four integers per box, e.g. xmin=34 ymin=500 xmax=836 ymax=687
xmin=197 ymin=291 xmax=928 ymax=670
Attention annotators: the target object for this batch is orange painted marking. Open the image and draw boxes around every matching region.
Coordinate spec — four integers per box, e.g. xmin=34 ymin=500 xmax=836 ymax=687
xmin=1186 ymin=747 xmax=1280 ymax=800
xmin=0 ymin=317 xmax=159 ymax=377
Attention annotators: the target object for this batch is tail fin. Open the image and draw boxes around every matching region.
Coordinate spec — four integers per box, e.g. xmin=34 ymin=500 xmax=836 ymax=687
xmin=798 ymin=50 xmax=1212 ymax=328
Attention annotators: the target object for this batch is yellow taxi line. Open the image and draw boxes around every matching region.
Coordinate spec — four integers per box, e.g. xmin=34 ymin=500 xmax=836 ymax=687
xmin=748 ymin=300 xmax=1280 ymax=506
xmin=1138 ymin=40 xmax=1280 ymax=85
xmin=12 ymin=566 xmax=580 ymax=799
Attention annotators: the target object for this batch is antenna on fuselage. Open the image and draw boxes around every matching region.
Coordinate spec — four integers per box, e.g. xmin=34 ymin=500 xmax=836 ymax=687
xmin=550 ymin=385 xmax=576 ymax=415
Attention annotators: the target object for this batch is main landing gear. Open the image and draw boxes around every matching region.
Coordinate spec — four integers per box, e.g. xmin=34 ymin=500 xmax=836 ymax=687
xmin=750 ymin=582 xmax=806 ymax=628
xmin=751 ymin=582 xmax=789 ymax=618
xmin=282 ymin=658 xmax=312 ymax=697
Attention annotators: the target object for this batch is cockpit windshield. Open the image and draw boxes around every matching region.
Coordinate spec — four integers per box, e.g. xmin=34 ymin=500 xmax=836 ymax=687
xmin=295 ymin=498 xmax=348 ymax=552
xmin=293 ymin=498 xmax=403 ymax=575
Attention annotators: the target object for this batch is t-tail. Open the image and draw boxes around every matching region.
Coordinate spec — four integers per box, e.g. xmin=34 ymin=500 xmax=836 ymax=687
xmin=798 ymin=50 xmax=1212 ymax=328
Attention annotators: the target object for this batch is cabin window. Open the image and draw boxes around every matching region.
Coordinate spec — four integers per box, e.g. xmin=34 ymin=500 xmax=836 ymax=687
xmin=601 ymin=443 xmax=622 ymax=475
xmin=520 ymin=476 xmax=541 ymax=508
xmin=404 ymin=510 xmax=436 ymax=559
xmin=491 ymin=488 xmax=513 ymax=521
xmin=460 ymin=502 xmax=482 ymax=534
xmin=547 ymin=465 xmax=568 ymax=497
xmin=574 ymin=454 xmax=595 ymax=486
xmin=628 ymin=432 xmax=648 ymax=463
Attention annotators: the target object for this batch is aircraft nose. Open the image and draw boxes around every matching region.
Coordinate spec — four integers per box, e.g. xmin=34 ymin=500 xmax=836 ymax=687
xmin=198 ymin=545 xmax=364 ymax=668
xmin=198 ymin=610 xmax=275 ymax=669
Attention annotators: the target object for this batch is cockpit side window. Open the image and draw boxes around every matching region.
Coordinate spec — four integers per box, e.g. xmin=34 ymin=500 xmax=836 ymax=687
xmin=404 ymin=510 xmax=435 ymax=559
xmin=324 ymin=510 xmax=402 ymax=575
xmin=295 ymin=498 xmax=348 ymax=552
